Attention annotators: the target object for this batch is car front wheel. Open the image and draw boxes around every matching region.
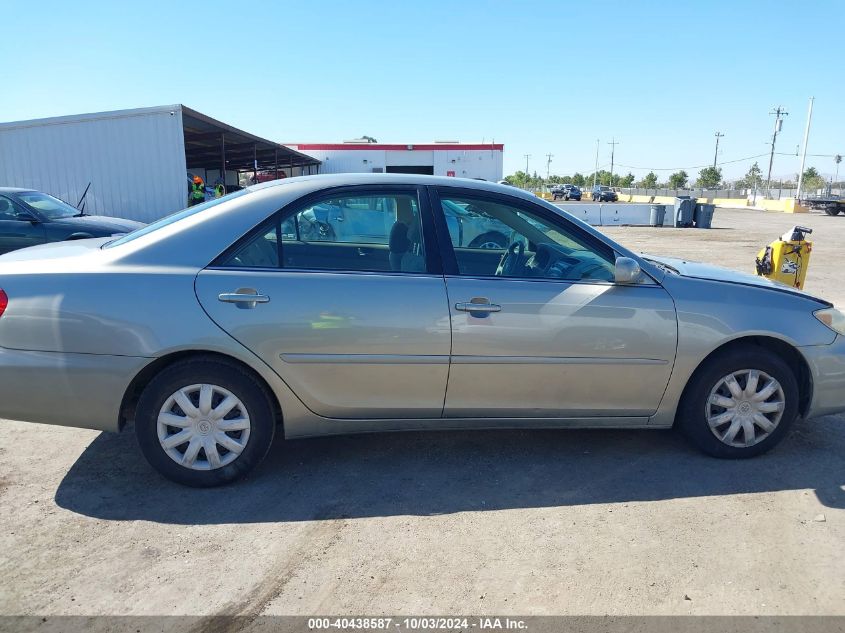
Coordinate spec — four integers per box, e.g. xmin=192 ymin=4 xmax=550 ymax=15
xmin=678 ymin=346 xmax=799 ymax=458
xmin=135 ymin=358 xmax=276 ymax=486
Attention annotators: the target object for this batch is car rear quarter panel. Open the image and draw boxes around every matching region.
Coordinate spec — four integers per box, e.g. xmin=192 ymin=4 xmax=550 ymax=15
xmin=649 ymin=274 xmax=836 ymax=426
xmin=0 ymin=266 xmax=312 ymax=432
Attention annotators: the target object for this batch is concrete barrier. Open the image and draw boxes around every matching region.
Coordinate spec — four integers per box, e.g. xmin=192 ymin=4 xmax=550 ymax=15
xmin=601 ymin=204 xmax=656 ymax=226
xmin=553 ymin=197 xmax=808 ymax=225
xmin=555 ymin=203 xmax=658 ymax=227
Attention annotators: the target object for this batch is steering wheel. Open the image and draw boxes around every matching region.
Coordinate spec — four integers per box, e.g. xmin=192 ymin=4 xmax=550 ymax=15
xmin=495 ymin=241 xmax=525 ymax=277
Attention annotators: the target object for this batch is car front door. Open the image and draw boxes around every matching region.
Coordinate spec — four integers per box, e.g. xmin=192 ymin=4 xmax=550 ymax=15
xmin=0 ymin=196 xmax=46 ymax=254
xmin=431 ymin=187 xmax=678 ymax=420
xmin=195 ymin=186 xmax=451 ymax=420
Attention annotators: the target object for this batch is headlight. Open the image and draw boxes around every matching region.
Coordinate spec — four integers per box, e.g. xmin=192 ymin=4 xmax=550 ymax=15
xmin=814 ymin=308 xmax=845 ymax=335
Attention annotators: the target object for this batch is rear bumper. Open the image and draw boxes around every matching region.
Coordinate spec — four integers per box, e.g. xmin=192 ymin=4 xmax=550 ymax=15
xmin=0 ymin=347 xmax=149 ymax=432
xmin=801 ymin=335 xmax=845 ymax=419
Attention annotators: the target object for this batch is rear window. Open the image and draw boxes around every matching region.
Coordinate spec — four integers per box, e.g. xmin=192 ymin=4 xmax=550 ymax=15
xmin=103 ymin=189 xmax=249 ymax=249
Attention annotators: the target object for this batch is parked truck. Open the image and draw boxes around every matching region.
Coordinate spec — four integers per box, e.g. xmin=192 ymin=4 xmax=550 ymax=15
xmin=800 ymin=191 xmax=845 ymax=216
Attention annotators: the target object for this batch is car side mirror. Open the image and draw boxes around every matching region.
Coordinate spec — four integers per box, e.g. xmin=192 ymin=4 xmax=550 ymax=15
xmin=16 ymin=212 xmax=40 ymax=224
xmin=614 ymin=256 xmax=642 ymax=284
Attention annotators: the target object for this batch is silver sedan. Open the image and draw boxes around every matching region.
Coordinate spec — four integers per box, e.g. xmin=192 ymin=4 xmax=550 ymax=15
xmin=1 ymin=174 xmax=844 ymax=487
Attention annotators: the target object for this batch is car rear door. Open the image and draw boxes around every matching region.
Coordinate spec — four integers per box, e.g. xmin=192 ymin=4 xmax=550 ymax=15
xmin=430 ymin=187 xmax=678 ymax=420
xmin=0 ymin=196 xmax=46 ymax=254
xmin=195 ymin=185 xmax=452 ymax=420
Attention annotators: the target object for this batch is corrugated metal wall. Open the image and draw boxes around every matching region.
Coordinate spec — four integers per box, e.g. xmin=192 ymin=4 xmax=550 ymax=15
xmin=0 ymin=107 xmax=188 ymax=222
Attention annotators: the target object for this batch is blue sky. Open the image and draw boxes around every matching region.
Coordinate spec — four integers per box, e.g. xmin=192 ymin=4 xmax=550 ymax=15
xmin=3 ymin=0 xmax=843 ymax=181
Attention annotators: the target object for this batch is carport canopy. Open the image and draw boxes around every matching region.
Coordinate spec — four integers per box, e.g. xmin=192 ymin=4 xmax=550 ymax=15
xmin=181 ymin=106 xmax=320 ymax=175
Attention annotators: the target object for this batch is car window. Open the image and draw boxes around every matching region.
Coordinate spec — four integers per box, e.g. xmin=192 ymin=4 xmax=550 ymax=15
xmin=222 ymin=191 xmax=427 ymax=274
xmin=0 ymin=196 xmax=26 ymax=221
xmin=13 ymin=192 xmax=79 ymax=219
xmin=439 ymin=194 xmax=615 ymax=282
xmin=105 ymin=189 xmax=250 ymax=248
xmin=442 ymin=199 xmax=511 ymax=250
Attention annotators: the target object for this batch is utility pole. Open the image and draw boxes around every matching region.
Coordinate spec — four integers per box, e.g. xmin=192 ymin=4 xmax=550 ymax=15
xmin=608 ymin=138 xmax=619 ymax=186
xmin=592 ymin=139 xmax=600 ymax=188
xmin=522 ymin=154 xmax=531 ymax=190
xmin=713 ymin=132 xmax=725 ymax=169
xmin=765 ymin=106 xmax=788 ymax=198
xmin=545 ymin=153 xmax=554 ymax=182
xmin=796 ymin=97 xmax=814 ymax=201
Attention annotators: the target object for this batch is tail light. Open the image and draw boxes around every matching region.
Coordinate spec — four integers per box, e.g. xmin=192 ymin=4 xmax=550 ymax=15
xmin=0 ymin=289 xmax=7 ymax=318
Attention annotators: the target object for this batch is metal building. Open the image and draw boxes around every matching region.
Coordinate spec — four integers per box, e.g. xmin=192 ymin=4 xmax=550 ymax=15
xmin=286 ymin=141 xmax=504 ymax=181
xmin=0 ymin=105 xmax=320 ymax=222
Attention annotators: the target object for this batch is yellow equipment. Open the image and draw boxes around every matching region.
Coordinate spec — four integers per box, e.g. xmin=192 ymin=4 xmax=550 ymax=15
xmin=755 ymin=226 xmax=813 ymax=290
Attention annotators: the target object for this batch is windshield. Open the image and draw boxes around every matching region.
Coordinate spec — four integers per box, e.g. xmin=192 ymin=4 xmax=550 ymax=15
xmin=16 ymin=192 xmax=80 ymax=219
xmin=103 ymin=189 xmax=250 ymax=249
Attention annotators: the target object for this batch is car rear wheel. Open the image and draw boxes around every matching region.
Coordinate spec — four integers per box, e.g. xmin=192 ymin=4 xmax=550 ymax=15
xmin=135 ymin=358 xmax=276 ymax=486
xmin=678 ymin=346 xmax=798 ymax=458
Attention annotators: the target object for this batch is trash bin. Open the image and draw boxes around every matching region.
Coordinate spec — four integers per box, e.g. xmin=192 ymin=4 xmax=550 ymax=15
xmin=694 ymin=203 xmax=715 ymax=229
xmin=673 ymin=197 xmax=695 ymax=227
xmin=649 ymin=204 xmax=666 ymax=227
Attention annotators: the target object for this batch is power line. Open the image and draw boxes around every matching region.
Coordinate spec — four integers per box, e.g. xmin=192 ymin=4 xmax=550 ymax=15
xmin=615 ymin=152 xmax=770 ymax=172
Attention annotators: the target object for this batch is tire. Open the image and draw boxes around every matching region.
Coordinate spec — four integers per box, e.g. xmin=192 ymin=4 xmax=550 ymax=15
xmin=135 ymin=357 xmax=276 ymax=487
xmin=678 ymin=345 xmax=799 ymax=458
xmin=824 ymin=208 xmax=841 ymax=216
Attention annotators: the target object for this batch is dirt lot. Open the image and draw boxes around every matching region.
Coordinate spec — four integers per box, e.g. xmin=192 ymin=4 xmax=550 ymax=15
xmin=1 ymin=208 xmax=843 ymax=617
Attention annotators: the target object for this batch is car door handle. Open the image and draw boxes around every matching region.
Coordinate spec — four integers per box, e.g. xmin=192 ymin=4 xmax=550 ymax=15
xmin=455 ymin=300 xmax=502 ymax=313
xmin=218 ymin=289 xmax=270 ymax=309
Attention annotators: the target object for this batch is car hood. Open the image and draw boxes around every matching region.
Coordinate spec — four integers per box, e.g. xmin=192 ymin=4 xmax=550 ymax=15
xmin=49 ymin=215 xmax=145 ymax=233
xmin=642 ymin=254 xmax=832 ymax=306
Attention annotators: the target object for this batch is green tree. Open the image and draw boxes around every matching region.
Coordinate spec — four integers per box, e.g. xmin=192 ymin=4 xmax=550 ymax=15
xmin=637 ymin=172 xmax=658 ymax=188
xmin=695 ymin=166 xmax=722 ymax=189
xmin=668 ymin=170 xmax=689 ymax=189
xmin=736 ymin=162 xmax=763 ymax=189
xmin=618 ymin=172 xmax=635 ymax=187
xmin=587 ymin=170 xmax=614 ymax=186
xmin=504 ymin=171 xmax=529 ymax=187
xmin=802 ymin=167 xmax=826 ymax=192
xmin=571 ymin=173 xmax=586 ymax=187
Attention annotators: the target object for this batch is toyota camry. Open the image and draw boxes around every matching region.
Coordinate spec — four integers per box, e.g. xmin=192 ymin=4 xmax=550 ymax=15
xmin=0 ymin=174 xmax=843 ymax=486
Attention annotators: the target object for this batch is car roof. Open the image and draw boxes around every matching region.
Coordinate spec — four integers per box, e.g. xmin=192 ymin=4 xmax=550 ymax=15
xmin=0 ymin=187 xmax=36 ymax=194
xmin=246 ymin=172 xmax=543 ymax=202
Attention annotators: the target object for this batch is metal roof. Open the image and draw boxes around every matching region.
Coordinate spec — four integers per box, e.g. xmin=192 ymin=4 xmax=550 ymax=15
xmin=0 ymin=105 xmax=321 ymax=173
xmin=289 ymin=142 xmax=504 ymax=151
xmin=180 ymin=106 xmax=320 ymax=172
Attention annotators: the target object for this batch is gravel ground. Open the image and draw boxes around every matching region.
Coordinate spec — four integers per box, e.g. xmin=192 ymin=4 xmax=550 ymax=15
xmin=0 ymin=208 xmax=843 ymax=617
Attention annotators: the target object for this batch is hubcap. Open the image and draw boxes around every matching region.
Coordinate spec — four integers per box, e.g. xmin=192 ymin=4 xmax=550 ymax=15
xmin=706 ymin=369 xmax=785 ymax=448
xmin=157 ymin=384 xmax=251 ymax=471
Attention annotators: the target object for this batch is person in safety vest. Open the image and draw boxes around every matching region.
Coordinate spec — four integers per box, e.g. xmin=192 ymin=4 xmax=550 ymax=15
xmin=214 ymin=178 xmax=225 ymax=198
xmin=189 ymin=176 xmax=205 ymax=206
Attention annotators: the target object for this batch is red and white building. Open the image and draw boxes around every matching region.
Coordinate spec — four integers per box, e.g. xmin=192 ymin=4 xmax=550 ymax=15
xmin=286 ymin=141 xmax=504 ymax=181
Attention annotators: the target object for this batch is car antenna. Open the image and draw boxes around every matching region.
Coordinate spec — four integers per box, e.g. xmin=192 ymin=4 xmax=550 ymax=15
xmin=76 ymin=182 xmax=91 ymax=216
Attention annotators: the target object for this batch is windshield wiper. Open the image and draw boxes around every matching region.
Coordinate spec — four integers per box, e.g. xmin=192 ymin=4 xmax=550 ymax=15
xmin=644 ymin=258 xmax=679 ymax=275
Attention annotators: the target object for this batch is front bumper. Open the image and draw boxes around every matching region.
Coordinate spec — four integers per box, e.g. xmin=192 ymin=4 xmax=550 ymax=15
xmin=801 ymin=335 xmax=845 ymax=418
xmin=0 ymin=347 xmax=150 ymax=432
